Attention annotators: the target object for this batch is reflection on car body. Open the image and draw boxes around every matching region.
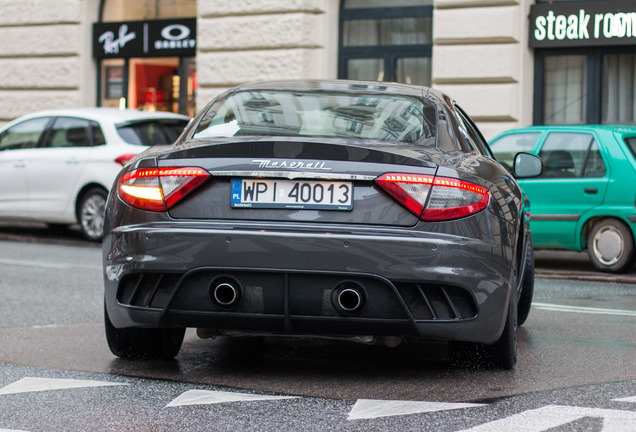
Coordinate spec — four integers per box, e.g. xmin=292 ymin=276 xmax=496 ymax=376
xmin=0 ymin=108 xmax=189 ymax=241
xmin=103 ymin=80 xmax=542 ymax=369
xmin=490 ymin=125 xmax=636 ymax=273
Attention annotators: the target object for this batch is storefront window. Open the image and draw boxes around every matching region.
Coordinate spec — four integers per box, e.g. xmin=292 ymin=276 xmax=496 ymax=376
xmin=343 ymin=18 xmax=431 ymax=47
xmin=97 ymin=0 xmax=197 ymax=116
xmin=543 ymin=55 xmax=587 ymax=125
xmin=535 ymin=48 xmax=636 ymax=126
xmin=339 ymin=0 xmax=433 ymax=86
xmin=100 ymin=59 xmax=126 ymax=108
xmin=102 ymin=0 xmax=196 ymax=21
xmin=603 ymin=54 xmax=636 ymax=124
xmin=531 ymin=1 xmax=636 ymax=126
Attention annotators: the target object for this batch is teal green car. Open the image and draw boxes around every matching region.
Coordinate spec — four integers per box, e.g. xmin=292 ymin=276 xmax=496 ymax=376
xmin=490 ymin=125 xmax=636 ymax=273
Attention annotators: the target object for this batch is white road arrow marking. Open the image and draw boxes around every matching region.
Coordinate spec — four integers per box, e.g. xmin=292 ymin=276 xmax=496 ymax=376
xmin=613 ymin=395 xmax=636 ymax=403
xmin=457 ymin=405 xmax=636 ymax=432
xmin=0 ymin=377 xmax=127 ymax=395
xmin=166 ymin=389 xmax=299 ymax=408
xmin=533 ymin=302 xmax=636 ymax=317
xmin=347 ymin=399 xmax=484 ymax=420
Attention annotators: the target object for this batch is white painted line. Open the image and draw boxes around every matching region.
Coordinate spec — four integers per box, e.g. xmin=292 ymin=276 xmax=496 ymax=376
xmin=165 ymin=390 xmax=299 ymax=408
xmin=347 ymin=399 xmax=484 ymax=421
xmin=0 ymin=377 xmax=128 ymax=396
xmin=456 ymin=405 xmax=636 ymax=432
xmin=533 ymin=302 xmax=636 ymax=317
xmin=0 ymin=258 xmax=100 ymax=270
xmin=614 ymin=395 xmax=636 ymax=403
xmin=0 ymin=429 xmax=32 ymax=432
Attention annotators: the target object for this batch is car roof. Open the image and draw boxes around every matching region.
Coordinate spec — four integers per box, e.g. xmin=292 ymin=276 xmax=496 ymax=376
xmin=229 ymin=79 xmax=434 ymax=98
xmin=12 ymin=108 xmax=189 ymax=124
xmin=495 ymin=124 xmax=636 ymax=136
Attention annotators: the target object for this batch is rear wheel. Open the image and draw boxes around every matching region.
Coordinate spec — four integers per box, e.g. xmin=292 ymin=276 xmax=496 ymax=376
xmin=588 ymin=219 xmax=635 ymax=273
xmin=449 ymin=292 xmax=517 ymax=370
xmin=492 ymin=291 xmax=518 ymax=370
xmin=104 ymin=304 xmax=185 ymax=360
xmin=78 ymin=187 xmax=108 ymax=242
xmin=517 ymin=237 xmax=534 ymax=327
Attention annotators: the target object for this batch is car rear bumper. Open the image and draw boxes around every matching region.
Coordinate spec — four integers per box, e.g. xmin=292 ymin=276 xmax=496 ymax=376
xmin=103 ymin=220 xmax=514 ymax=345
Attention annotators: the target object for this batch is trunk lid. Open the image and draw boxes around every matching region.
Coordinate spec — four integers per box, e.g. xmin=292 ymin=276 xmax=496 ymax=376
xmin=163 ymin=138 xmax=442 ymax=227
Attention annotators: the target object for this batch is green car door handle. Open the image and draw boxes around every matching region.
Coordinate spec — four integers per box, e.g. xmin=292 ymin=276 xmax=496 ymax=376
xmin=584 ymin=188 xmax=598 ymax=194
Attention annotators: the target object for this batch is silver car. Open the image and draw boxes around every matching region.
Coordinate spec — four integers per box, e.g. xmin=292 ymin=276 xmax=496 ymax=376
xmin=0 ymin=108 xmax=189 ymax=241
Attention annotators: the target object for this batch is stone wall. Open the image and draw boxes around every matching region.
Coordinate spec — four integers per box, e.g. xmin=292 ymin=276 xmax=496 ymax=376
xmin=0 ymin=0 xmax=535 ymax=139
xmin=0 ymin=0 xmax=97 ymax=126
xmin=432 ymin=0 xmax=534 ymax=140
xmin=195 ymin=0 xmax=339 ymax=108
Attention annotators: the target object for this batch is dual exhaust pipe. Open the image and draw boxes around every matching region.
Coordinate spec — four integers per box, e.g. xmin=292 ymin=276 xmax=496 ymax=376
xmin=332 ymin=281 xmax=366 ymax=316
xmin=210 ymin=276 xmax=367 ymax=316
xmin=210 ymin=277 xmax=241 ymax=309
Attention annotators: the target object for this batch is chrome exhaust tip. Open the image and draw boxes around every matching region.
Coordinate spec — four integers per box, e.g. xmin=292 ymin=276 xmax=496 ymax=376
xmin=210 ymin=277 xmax=241 ymax=309
xmin=332 ymin=281 xmax=366 ymax=315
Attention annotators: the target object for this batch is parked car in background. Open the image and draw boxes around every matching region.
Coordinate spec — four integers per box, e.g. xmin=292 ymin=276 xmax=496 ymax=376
xmin=0 ymin=108 xmax=189 ymax=241
xmin=490 ymin=125 xmax=636 ymax=273
xmin=102 ymin=80 xmax=543 ymax=369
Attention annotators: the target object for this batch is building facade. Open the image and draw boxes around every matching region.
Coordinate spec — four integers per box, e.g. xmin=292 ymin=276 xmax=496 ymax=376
xmin=1 ymin=0 xmax=634 ymax=140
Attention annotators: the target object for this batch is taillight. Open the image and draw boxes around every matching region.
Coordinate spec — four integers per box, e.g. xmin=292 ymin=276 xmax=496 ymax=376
xmin=114 ymin=154 xmax=137 ymax=167
xmin=118 ymin=167 xmax=211 ymax=212
xmin=375 ymin=173 xmax=490 ymax=221
xmin=421 ymin=176 xmax=490 ymax=221
xmin=375 ymin=174 xmax=434 ymax=217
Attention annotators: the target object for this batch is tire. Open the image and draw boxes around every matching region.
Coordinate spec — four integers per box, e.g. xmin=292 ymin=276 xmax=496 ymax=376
xmin=77 ymin=188 xmax=108 ymax=242
xmin=492 ymin=291 xmax=518 ymax=370
xmin=517 ymin=237 xmax=534 ymax=327
xmin=449 ymin=292 xmax=517 ymax=370
xmin=104 ymin=304 xmax=185 ymax=360
xmin=588 ymin=219 xmax=635 ymax=273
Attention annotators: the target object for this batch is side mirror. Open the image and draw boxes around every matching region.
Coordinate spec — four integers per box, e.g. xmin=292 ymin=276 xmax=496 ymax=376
xmin=513 ymin=152 xmax=543 ymax=178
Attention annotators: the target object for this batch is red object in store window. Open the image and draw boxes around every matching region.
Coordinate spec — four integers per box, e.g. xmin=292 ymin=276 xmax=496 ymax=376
xmin=144 ymin=90 xmax=165 ymax=105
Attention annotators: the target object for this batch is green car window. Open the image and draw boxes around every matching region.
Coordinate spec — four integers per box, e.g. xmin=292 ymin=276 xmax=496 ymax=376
xmin=538 ymin=133 xmax=606 ymax=178
xmin=490 ymin=132 xmax=541 ymax=172
xmin=625 ymin=137 xmax=636 ymax=160
xmin=582 ymin=141 xmax=606 ymax=178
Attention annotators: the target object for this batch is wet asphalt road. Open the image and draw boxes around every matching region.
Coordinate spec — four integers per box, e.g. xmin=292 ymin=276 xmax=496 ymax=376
xmin=0 ymin=223 xmax=634 ymax=401
xmin=0 ymin=223 xmax=635 ymax=431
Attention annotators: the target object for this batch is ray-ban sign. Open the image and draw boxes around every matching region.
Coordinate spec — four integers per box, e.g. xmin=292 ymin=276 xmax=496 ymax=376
xmin=529 ymin=1 xmax=636 ymax=48
xmin=93 ymin=18 xmax=196 ymax=58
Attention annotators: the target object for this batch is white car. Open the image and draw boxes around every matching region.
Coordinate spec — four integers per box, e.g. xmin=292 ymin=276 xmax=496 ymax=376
xmin=0 ymin=108 xmax=189 ymax=241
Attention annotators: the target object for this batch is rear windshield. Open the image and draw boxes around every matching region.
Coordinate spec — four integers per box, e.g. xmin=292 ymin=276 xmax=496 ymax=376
xmin=192 ymin=90 xmax=436 ymax=144
xmin=116 ymin=119 xmax=189 ymax=146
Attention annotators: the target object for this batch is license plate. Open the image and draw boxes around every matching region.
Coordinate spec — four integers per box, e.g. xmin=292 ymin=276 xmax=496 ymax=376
xmin=231 ymin=178 xmax=353 ymax=210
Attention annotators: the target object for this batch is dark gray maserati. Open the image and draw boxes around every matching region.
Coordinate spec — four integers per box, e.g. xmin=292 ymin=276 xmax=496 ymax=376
xmin=103 ymin=80 xmax=542 ymax=369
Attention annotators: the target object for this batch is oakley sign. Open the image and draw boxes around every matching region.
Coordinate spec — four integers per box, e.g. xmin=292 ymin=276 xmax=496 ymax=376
xmin=156 ymin=24 xmax=195 ymax=50
xmin=93 ymin=18 xmax=196 ymax=58
xmin=529 ymin=1 xmax=636 ymax=48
